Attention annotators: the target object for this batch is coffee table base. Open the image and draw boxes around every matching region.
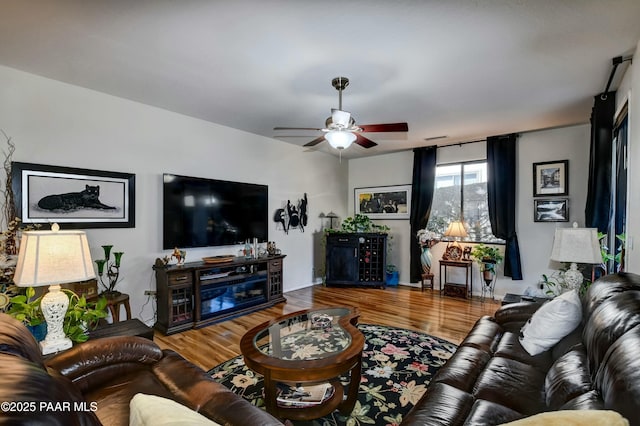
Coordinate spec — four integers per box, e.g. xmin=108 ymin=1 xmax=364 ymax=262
xmin=240 ymin=306 xmax=365 ymax=422
xmin=262 ymin=357 xmax=362 ymax=421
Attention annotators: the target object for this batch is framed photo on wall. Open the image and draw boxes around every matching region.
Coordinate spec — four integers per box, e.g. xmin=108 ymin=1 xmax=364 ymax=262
xmin=354 ymin=184 xmax=411 ymax=220
xmin=12 ymin=162 xmax=136 ymax=229
xmin=534 ymin=198 xmax=569 ymax=222
xmin=533 ymin=160 xmax=568 ymax=196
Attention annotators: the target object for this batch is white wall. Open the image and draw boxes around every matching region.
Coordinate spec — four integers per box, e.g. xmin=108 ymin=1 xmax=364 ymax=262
xmin=0 ymin=65 xmax=349 ymax=325
xmin=348 ymin=124 xmax=591 ymax=298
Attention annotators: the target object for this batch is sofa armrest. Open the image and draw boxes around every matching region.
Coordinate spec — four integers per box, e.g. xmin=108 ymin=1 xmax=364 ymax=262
xmin=494 ymin=302 xmax=543 ymax=326
xmin=154 ymin=350 xmax=284 ymax=425
xmin=45 ymin=336 xmax=163 ymax=392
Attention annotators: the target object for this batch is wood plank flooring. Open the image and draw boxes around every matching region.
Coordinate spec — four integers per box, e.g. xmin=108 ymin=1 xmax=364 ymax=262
xmin=154 ymin=285 xmax=500 ymax=371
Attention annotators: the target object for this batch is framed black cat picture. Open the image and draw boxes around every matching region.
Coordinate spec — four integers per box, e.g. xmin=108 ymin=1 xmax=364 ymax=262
xmin=12 ymin=162 xmax=135 ymax=229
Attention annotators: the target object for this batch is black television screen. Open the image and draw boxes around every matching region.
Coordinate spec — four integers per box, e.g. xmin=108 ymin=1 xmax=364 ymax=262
xmin=163 ymin=174 xmax=268 ymax=249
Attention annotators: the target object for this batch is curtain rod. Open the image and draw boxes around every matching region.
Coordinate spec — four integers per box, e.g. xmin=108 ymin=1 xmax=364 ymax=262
xmin=601 ymin=55 xmax=633 ymax=100
xmin=437 ymin=139 xmax=486 ymax=149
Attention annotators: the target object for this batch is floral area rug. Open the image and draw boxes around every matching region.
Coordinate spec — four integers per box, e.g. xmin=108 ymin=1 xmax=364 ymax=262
xmin=208 ymin=324 xmax=457 ymax=426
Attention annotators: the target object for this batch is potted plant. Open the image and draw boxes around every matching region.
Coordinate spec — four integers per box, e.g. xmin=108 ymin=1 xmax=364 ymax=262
xmin=386 ymin=264 xmax=399 ymax=286
xmin=470 ymin=244 xmax=503 ymax=285
xmin=8 ymin=287 xmax=108 ymax=343
xmin=331 ymin=214 xmax=390 ymax=234
xmin=63 ymin=290 xmax=108 ymax=343
xmin=7 ymin=286 xmax=46 ymax=341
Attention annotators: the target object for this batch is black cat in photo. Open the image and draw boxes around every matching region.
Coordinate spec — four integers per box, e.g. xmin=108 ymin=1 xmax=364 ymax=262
xmin=38 ymin=185 xmax=116 ymax=211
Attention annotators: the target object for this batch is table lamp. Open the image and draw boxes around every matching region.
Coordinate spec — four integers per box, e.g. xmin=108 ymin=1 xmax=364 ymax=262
xmin=549 ymin=222 xmax=602 ymax=291
xmin=13 ymin=223 xmax=95 ymax=354
xmin=444 ymin=220 xmax=468 ymax=248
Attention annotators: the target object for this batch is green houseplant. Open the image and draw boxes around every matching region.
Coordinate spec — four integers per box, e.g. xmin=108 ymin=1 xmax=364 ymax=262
xmin=8 ymin=287 xmax=108 ymax=343
xmin=332 ymin=214 xmax=390 ymax=234
xmin=63 ymin=289 xmax=108 ymax=343
xmin=7 ymin=286 xmax=46 ymax=340
xmin=471 ymin=244 xmax=503 ymax=285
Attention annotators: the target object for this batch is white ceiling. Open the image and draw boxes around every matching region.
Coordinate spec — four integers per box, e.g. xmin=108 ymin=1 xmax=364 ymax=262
xmin=1 ymin=1 xmax=639 ymax=158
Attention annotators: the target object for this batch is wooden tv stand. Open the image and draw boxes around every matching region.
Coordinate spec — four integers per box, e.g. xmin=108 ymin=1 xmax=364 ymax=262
xmin=153 ymin=255 xmax=286 ymax=334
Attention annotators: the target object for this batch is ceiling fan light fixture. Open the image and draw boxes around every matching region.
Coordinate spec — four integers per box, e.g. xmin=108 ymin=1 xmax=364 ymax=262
xmin=331 ymin=109 xmax=352 ymax=128
xmin=326 ymin=130 xmax=356 ymax=150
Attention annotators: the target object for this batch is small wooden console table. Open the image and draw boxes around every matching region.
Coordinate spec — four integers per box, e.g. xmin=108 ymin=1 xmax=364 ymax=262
xmin=439 ymin=259 xmax=473 ymax=299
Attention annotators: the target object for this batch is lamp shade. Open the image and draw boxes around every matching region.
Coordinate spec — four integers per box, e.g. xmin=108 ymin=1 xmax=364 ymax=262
xmin=550 ymin=223 xmax=602 ymax=265
xmin=444 ymin=221 xmax=468 ymax=238
xmin=325 ymin=130 xmax=356 ymax=150
xmin=13 ymin=227 xmax=96 ymax=287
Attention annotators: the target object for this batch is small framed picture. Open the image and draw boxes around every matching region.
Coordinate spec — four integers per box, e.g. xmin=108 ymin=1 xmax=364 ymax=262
xmin=533 ymin=160 xmax=568 ymax=196
xmin=534 ymin=198 xmax=569 ymax=222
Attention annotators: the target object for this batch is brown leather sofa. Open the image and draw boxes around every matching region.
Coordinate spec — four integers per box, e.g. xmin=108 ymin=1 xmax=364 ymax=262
xmin=0 ymin=313 xmax=283 ymax=426
xmin=402 ymin=272 xmax=640 ymax=426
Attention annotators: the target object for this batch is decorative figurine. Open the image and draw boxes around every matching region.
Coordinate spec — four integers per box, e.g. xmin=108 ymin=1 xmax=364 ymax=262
xmin=171 ymin=247 xmax=186 ymax=265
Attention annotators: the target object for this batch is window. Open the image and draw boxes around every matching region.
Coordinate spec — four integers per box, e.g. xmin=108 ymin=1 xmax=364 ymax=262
xmin=427 ymin=161 xmax=502 ymax=243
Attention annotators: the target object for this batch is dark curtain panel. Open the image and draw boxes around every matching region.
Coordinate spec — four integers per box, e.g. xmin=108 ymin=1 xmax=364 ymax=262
xmin=487 ymin=134 xmax=523 ymax=280
xmin=585 ymin=92 xmax=616 ymax=233
xmin=410 ymin=146 xmax=437 ymax=282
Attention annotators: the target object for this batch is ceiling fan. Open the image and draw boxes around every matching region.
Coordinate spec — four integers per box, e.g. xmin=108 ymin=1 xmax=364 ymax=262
xmin=274 ymin=77 xmax=408 ymax=150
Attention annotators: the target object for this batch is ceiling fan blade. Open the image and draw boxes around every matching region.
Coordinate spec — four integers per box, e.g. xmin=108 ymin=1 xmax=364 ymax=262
xmin=274 ymin=126 xmax=323 ymax=131
xmin=303 ymin=135 xmax=326 ymax=147
xmin=355 ymin=133 xmax=378 ymax=149
xmin=358 ymin=123 xmax=408 ymax=133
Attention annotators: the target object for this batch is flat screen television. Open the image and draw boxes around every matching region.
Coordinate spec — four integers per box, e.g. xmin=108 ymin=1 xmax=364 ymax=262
xmin=163 ymin=174 xmax=268 ymax=249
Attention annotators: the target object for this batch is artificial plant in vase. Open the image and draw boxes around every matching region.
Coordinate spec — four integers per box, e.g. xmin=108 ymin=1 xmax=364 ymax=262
xmin=95 ymin=245 xmax=124 ymax=297
xmin=416 ymin=228 xmax=439 ymax=275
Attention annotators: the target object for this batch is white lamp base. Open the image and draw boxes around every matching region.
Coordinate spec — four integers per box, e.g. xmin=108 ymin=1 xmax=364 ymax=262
xmin=563 ymin=262 xmax=584 ymax=291
xmin=39 ymin=284 xmax=72 ymax=355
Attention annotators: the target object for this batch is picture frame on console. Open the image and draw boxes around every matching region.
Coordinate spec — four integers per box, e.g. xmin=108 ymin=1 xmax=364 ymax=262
xmin=532 ymin=160 xmax=568 ymax=197
xmin=12 ymin=162 xmax=135 ymax=229
xmin=354 ymin=184 xmax=411 ymax=220
xmin=534 ymin=198 xmax=569 ymax=222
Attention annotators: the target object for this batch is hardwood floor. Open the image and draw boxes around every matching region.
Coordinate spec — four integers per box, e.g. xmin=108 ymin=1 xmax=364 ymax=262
xmin=154 ymin=285 xmax=501 ymax=371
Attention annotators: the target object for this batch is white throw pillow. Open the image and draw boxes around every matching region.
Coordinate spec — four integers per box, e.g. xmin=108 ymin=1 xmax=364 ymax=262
xmin=129 ymin=393 xmax=221 ymax=426
xmin=499 ymin=409 xmax=629 ymax=425
xmin=519 ymin=289 xmax=582 ymax=356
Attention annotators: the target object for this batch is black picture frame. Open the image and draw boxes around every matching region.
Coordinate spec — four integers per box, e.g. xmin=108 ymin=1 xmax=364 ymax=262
xmin=534 ymin=198 xmax=569 ymax=222
xmin=12 ymin=162 xmax=135 ymax=229
xmin=354 ymin=184 xmax=411 ymax=220
xmin=532 ymin=160 xmax=568 ymax=196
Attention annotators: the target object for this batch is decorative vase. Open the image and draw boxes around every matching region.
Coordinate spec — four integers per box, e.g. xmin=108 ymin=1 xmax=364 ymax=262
xmin=420 ymin=246 xmax=433 ymax=274
xmin=27 ymin=323 xmax=47 ymax=342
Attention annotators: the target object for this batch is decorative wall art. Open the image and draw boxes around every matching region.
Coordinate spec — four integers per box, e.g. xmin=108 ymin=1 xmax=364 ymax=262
xmin=12 ymin=162 xmax=135 ymax=229
xmin=354 ymin=184 xmax=411 ymax=220
xmin=533 ymin=160 xmax=568 ymax=197
xmin=534 ymin=198 xmax=569 ymax=222
xmin=273 ymin=193 xmax=307 ymax=234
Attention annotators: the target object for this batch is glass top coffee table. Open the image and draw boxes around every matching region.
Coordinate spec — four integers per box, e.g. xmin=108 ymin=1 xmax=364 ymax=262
xmin=239 ymin=306 xmax=364 ymax=421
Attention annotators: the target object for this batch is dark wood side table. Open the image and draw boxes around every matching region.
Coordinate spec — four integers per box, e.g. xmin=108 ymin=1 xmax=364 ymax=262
xmin=100 ymin=292 xmax=131 ymax=323
xmin=89 ymin=318 xmax=154 ymax=340
xmin=439 ymin=259 xmax=473 ymax=299
xmin=501 ymin=293 xmax=549 ymax=306
xmin=43 ymin=319 xmax=153 ymax=360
